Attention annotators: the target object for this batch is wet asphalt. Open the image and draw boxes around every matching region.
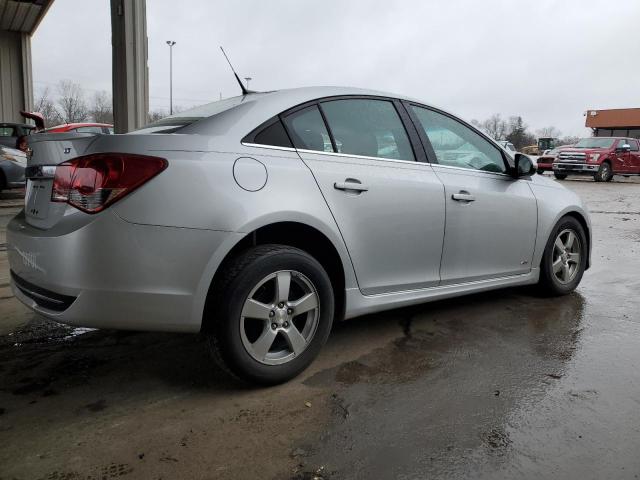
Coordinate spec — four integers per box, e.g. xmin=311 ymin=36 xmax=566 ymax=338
xmin=0 ymin=178 xmax=639 ymax=480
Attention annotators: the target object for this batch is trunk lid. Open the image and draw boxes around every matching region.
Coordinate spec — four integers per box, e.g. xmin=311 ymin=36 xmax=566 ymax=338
xmin=24 ymin=133 xmax=100 ymax=229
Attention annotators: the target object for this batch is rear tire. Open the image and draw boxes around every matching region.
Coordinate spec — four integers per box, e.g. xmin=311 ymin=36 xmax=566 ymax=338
xmin=538 ymin=216 xmax=587 ymax=296
xmin=206 ymin=245 xmax=334 ymax=385
xmin=594 ymin=162 xmax=612 ymax=182
xmin=553 ymin=173 xmax=567 ymax=180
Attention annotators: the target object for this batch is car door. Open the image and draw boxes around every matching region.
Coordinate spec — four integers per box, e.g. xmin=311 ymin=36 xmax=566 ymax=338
xmin=407 ymin=104 xmax=537 ymax=285
xmin=625 ymin=139 xmax=640 ymax=172
xmin=283 ymin=99 xmax=446 ymax=295
xmin=612 ymin=139 xmax=632 ymax=173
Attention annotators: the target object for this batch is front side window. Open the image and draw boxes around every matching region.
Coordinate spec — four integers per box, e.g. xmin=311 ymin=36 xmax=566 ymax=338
xmin=0 ymin=127 xmax=15 ymax=137
xmin=411 ymin=106 xmax=506 ymax=173
xmin=626 ymin=139 xmax=638 ymax=151
xmin=282 ymin=105 xmax=333 ymax=153
xmin=320 ymin=99 xmax=414 ymax=161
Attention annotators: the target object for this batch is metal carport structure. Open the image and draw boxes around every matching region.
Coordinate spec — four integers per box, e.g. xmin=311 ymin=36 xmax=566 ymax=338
xmin=0 ymin=0 xmax=148 ymax=132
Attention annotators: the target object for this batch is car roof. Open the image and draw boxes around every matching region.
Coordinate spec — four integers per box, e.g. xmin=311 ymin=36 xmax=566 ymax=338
xmin=178 ymin=86 xmax=452 ymax=137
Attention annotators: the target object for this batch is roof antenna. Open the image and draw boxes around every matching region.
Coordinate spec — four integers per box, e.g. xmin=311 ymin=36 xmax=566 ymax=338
xmin=220 ymin=46 xmax=255 ymax=95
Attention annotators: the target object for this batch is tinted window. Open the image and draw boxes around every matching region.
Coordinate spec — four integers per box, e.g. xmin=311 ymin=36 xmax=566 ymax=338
xmin=320 ymin=99 xmax=414 ymax=161
xmin=411 ymin=106 xmax=506 ymax=173
xmin=626 ymin=139 xmax=639 ymax=151
xmin=75 ymin=126 xmax=103 ymax=133
xmin=0 ymin=127 xmax=16 ymax=137
xmin=253 ymin=119 xmax=292 ymax=148
xmin=283 ymin=105 xmax=333 ymax=152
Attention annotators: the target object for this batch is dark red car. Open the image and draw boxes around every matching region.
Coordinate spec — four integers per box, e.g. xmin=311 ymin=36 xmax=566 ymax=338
xmin=536 ymin=147 xmax=566 ymax=174
xmin=45 ymin=123 xmax=114 ymax=134
xmin=552 ymin=137 xmax=640 ymax=182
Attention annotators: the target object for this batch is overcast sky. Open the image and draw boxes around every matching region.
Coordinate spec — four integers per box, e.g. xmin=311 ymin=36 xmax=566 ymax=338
xmin=32 ymin=0 xmax=640 ymax=136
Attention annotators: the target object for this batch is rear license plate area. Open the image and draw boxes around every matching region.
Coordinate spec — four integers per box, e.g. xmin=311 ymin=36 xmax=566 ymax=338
xmin=25 ymin=179 xmax=52 ymax=220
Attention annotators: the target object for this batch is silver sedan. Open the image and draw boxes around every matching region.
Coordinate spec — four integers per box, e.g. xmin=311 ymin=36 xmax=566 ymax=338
xmin=7 ymin=87 xmax=591 ymax=384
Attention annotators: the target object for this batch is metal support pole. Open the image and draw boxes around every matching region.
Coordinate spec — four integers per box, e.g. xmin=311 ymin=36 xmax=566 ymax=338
xmin=166 ymin=41 xmax=176 ymax=115
xmin=111 ymin=0 xmax=149 ymax=133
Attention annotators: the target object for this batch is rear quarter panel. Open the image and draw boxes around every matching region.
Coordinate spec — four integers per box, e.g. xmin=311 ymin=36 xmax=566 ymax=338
xmin=88 ymin=137 xmax=359 ymax=324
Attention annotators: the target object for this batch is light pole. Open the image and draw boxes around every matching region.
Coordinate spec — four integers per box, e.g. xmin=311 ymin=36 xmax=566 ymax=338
xmin=166 ymin=40 xmax=176 ymax=115
xmin=244 ymin=77 xmax=252 ymax=90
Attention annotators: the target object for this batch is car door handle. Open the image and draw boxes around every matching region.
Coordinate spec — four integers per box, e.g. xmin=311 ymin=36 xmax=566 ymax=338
xmin=334 ymin=179 xmax=368 ymax=192
xmin=451 ymin=191 xmax=475 ymax=202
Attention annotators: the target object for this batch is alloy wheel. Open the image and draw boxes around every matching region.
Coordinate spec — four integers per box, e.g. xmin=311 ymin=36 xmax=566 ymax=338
xmin=552 ymin=229 xmax=582 ymax=284
xmin=239 ymin=270 xmax=320 ymax=365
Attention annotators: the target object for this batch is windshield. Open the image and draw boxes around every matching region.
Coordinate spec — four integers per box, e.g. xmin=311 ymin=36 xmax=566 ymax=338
xmin=132 ymin=95 xmax=248 ymax=134
xmin=573 ymin=138 xmax=615 ymax=149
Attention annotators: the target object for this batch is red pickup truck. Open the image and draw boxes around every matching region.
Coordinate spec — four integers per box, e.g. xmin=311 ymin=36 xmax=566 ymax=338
xmin=552 ymin=137 xmax=640 ymax=182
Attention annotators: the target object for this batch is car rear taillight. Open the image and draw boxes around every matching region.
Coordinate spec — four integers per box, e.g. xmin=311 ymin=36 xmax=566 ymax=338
xmin=52 ymin=153 xmax=167 ymax=213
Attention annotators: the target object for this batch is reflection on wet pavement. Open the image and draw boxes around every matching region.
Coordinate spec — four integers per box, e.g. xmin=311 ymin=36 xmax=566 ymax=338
xmin=301 ymin=291 xmax=588 ymax=478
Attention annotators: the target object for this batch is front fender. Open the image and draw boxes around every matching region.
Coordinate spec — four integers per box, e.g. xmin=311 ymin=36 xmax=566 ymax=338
xmin=530 ymin=181 xmax=592 ymax=270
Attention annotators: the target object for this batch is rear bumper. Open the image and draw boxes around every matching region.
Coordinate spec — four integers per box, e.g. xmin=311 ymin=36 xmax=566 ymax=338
xmin=7 ymin=209 xmax=239 ymax=332
xmin=553 ymin=163 xmax=599 ymax=174
xmin=537 ymin=162 xmax=553 ymax=171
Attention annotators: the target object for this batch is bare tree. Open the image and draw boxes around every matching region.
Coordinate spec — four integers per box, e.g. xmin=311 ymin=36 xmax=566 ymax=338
xmin=57 ymin=80 xmax=88 ymax=123
xmin=480 ymin=114 xmax=508 ymax=140
xmin=557 ymin=135 xmax=580 ymax=146
xmin=147 ymin=105 xmax=185 ymax=124
xmin=147 ymin=109 xmax=167 ymax=123
xmin=89 ymin=91 xmax=113 ymax=124
xmin=33 ymin=87 xmax=62 ymax=127
xmin=536 ymin=126 xmax=562 ymax=139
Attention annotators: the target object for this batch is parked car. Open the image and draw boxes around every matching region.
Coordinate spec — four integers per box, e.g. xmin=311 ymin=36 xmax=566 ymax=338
xmin=45 ymin=123 xmax=114 ymax=134
xmin=7 ymin=87 xmax=592 ymax=384
xmin=537 ymin=146 xmax=567 ymax=174
xmin=0 ymin=146 xmax=27 ymax=192
xmin=0 ymin=123 xmax=35 ymax=148
xmin=497 ymin=140 xmax=517 ymax=157
xmin=552 ymin=137 xmax=640 ymax=181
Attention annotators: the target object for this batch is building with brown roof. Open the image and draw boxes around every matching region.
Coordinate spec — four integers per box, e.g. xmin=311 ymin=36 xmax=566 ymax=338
xmin=585 ymin=108 xmax=640 ymax=138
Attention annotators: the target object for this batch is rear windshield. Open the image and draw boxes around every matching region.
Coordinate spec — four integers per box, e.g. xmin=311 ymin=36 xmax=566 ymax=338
xmin=573 ymin=138 xmax=615 ymax=148
xmin=132 ymin=96 xmax=247 ymax=134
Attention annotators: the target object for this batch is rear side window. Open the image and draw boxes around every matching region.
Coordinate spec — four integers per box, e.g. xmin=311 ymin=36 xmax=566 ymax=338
xmin=282 ymin=105 xmax=333 ymax=153
xmin=253 ymin=119 xmax=292 ymax=148
xmin=0 ymin=127 xmax=16 ymax=137
xmin=320 ymin=99 xmax=414 ymax=161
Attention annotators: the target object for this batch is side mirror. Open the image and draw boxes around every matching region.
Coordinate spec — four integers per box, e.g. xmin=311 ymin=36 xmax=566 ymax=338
xmin=511 ymin=153 xmax=536 ymax=178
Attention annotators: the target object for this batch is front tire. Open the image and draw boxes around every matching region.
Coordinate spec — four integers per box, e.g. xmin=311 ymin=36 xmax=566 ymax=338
xmin=538 ymin=216 xmax=587 ymax=296
xmin=554 ymin=173 xmax=567 ymax=180
xmin=206 ymin=245 xmax=334 ymax=385
xmin=594 ymin=162 xmax=612 ymax=182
